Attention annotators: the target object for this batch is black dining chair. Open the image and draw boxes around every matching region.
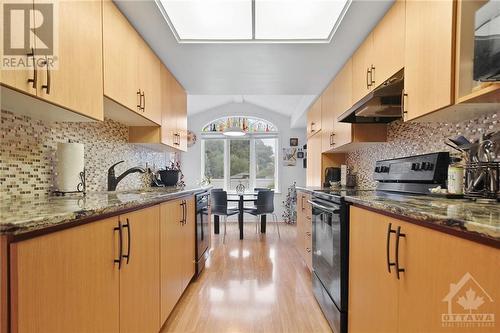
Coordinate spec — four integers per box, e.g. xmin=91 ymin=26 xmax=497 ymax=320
xmin=244 ymin=190 xmax=280 ymax=238
xmin=211 ymin=190 xmax=239 ymax=243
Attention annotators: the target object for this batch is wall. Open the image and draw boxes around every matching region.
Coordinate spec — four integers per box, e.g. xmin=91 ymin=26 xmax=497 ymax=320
xmin=0 ymin=110 xmax=174 ymax=197
xmin=346 ymin=112 xmax=500 ymax=189
xmin=182 ymin=102 xmax=307 ymax=220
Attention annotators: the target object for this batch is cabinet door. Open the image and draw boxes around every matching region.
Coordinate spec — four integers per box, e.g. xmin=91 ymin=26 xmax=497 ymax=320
xmin=372 ymin=0 xmax=405 ymax=87
xmin=349 ymin=206 xmax=399 ymax=333
xmin=332 ymin=59 xmax=353 ymax=148
xmin=35 ymin=0 xmax=103 ymax=121
xmin=171 ymin=75 xmax=187 ymax=152
xmin=160 ymin=65 xmax=177 ymax=147
xmin=119 ymin=206 xmax=160 ymax=333
xmin=10 ymin=217 xmax=120 ymax=333
xmin=0 ymin=0 xmax=37 ymax=96
xmin=397 ymin=221 xmax=500 ymax=333
xmin=307 ymin=97 xmax=322 ymax=138
xmin=403 ymin=0 xmax=454 ymax=121
xmin=321 ymin=82 xmax=335 ymax=152
xmin=306 ymin=133 xmax=322 ymax=187
xmin=160 ymin=199 xmax=183 ymax=324
xmin=295 ymin=193 xmax=305 ymax=254
xmin=103 ymin=0 xmax=140 ymax=113
xmin=352 ymin=33 xmax=374 ymax=104
xmin=137 ymin=39 xmax=161 ymax=125
xmin=182 ymin=196 xmax=196 ymax=290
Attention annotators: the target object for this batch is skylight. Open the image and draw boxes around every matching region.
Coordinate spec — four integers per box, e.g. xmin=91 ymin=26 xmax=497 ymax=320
xmin=156 ymin=0 xmax=351 ymax=43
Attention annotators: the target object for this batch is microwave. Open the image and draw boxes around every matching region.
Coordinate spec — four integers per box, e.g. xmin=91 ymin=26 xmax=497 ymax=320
xmin=474 ymin=0 xmax=500 ymax=82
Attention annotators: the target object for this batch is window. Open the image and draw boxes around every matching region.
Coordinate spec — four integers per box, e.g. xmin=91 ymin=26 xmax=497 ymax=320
xmin=156 ymin=0 xmax=351 ymax=43
xmin=201 ymin=117 xmax=279 ymax=192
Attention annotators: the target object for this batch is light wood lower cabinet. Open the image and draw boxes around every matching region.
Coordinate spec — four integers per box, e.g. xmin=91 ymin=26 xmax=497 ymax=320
xmin=9 ymin=200 xmax=195 ymax=333
xmin=160 ymin=196 xmax=195 ymax=324
xmin=119 ymin=206 xmax=160 ymax=333
xmin=349 ymin=207 xmax=398 ymax=333
xmin=349 ymin=206 xmax=500 ymax=333
xmin=10 ymin=217 xmax=120 ymax=333
xmin=296 ymin=191 xmax=312 ymax=271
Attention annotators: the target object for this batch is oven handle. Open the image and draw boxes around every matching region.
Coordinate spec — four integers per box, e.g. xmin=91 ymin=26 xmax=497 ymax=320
xmin=307 ymin=200 xmax=340 ymax=214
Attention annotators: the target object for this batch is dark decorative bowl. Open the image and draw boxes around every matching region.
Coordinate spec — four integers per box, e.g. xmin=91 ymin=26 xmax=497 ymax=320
xmin=159 ymin=170 xmax=179 ymax=186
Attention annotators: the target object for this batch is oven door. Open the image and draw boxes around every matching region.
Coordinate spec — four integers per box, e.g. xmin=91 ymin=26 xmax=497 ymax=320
xmin=310 ymin=198 xmax=342 ymax=309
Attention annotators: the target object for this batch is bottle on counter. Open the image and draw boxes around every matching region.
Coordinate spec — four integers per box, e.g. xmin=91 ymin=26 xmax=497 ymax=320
xmin=447 ymin=157 xmax=465 ymax=195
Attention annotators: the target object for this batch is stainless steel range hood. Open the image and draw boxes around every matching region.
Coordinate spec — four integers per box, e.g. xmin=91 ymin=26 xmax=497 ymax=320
xmin=338 ymin=69 xmax=404 ymax=123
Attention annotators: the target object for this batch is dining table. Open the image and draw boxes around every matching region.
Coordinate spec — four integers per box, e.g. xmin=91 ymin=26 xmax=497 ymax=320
xmin=213 ymin=192 xmax=267 ymax=240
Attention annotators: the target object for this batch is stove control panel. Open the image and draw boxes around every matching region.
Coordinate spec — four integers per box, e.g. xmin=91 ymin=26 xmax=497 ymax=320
xmin=373 ymin=152 xmax=449 ymax=183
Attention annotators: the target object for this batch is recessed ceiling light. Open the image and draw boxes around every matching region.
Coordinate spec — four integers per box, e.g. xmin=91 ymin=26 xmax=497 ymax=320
xmin=156 ymin=0 xmax=351 ymax=43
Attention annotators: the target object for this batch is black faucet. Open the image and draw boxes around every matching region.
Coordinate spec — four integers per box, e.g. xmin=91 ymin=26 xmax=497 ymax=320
xmin=107 ymin=161 xmax=146 ymax=191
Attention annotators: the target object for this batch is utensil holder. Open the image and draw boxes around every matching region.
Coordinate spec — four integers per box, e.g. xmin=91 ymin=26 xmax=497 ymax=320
xmin=464 ymin=162 xmax=499 ymax=200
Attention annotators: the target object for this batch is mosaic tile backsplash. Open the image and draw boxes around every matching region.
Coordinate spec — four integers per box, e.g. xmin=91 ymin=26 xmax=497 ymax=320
xmin=346 ymin=112 xmax=500 ymax=189
xmin=1 ymin=110 xmax=174 ymax=197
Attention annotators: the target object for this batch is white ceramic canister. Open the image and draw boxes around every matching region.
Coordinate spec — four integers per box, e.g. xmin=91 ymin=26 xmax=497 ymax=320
xmin=447 ymin=165 xmax=464 ymax=194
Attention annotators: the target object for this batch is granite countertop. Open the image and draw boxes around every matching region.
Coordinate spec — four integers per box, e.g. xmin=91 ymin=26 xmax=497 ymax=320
xmin=297 ymin=186 xmax=500 ymax=246
xmin=0 ymin=186 xmax=211 ymax=237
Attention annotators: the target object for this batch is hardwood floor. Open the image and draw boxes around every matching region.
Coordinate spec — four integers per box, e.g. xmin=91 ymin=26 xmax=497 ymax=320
xmin=161 ymin=222 xmax=332 ymax=333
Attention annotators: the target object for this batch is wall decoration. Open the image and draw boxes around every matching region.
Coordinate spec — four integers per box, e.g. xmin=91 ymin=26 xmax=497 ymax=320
xmin=282 ymin=148 xmax=297 ymax=166
xmin=289 ymin=138 xmax=298 ymax=146
xmin=297 ymin=148 xmax=304 ymax=159
xmin=187 ymin=130 xmax=197 ymax=147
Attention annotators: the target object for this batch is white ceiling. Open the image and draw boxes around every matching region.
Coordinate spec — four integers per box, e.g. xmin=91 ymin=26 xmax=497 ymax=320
xmin=115 ymin=0 xmax=394 ymax=127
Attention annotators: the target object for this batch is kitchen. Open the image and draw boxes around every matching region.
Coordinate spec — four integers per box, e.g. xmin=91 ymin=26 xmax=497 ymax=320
xmin=0 ymin=0 xmax=499 ymax=333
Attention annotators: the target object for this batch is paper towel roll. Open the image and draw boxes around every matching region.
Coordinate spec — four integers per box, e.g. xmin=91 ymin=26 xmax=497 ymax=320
xmin=56 ymin=143 xmax=85 ymax=192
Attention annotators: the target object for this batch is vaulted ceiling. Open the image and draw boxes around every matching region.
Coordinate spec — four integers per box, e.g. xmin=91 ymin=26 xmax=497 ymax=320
xmin=115 ymin=0 xmax=394 ymax=127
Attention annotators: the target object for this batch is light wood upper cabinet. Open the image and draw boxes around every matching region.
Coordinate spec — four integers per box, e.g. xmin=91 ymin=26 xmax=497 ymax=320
xmin=169 ymin=74 xmax=188 ymax=152
xmin=0 ymin=0 xmax=36 ymax=96
xmin=10 ymin=217 xmax=120 ymax=333
xmin=332 ymin=59 xmax=354 ymax=149
xmin=119 ymin=206 xmax=160 ymax=333
xmin=349 ymin=205 xmax=500 ymax=333
xmin=351 ymin=33 xmax=374 ymax=104
xmin=36 ymin=0 xmax=103 ymax=121
xmin=307 ymin=97 xmax=322 ymax=138
xmin=403 ymin=0 xmax=455 ymax=121
xmin=161 ymin=66 xmax=177 ymax=148
xmin=103 ymin=0 xmax=161 ymax=125
xmin=1 ymin=0 xmax=103 ymax=121
xmin=372 ymin=0 xmax=405 ymax=88
xmin=321 ymin=82 xmax=335 ymax=153
xmin=349 ymin=206 xmax=398 ymax=333
xmin=137 ymin=39 xmax=162 ymax=125
xmin=103 ymin=0 xmax=140 ymax=114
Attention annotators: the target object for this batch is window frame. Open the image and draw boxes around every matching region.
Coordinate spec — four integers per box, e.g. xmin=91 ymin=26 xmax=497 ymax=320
xmin=201 ymin=132 xmax=280 ymax=193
